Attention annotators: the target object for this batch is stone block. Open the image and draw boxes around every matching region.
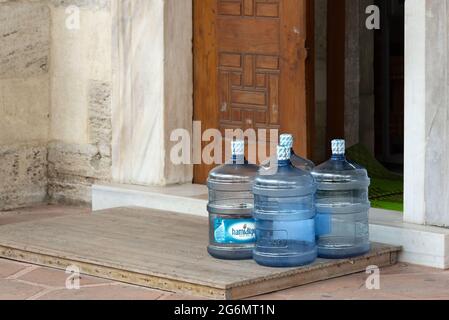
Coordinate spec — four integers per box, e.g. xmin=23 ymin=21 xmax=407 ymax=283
xmin=47 ymin=141 xmax=112 ymax=205
xmin=0 ymin=2 xmax=50 ymax=78
xmin=0 ymin=143 xmax=47 ymax=210
xmin=88 ymin=80 xmax=112 ymax=146
xmin=48 ymin=172 xmax=94 ymax=205
xmin=0 ymin=76 xmax=50 ymax=145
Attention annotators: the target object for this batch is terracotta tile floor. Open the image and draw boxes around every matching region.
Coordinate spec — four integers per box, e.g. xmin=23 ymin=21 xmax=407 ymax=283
xmin=0 ymin=205 xmax=448 ymax=300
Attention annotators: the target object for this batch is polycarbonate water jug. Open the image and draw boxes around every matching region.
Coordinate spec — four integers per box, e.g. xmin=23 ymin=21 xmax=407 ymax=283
xmin=312 ymin=139 xmax=371 ymax=259
xmin=207 ymin=140 xmax=259 ymax=260
xmin=253 ymin=145 xmax=317 ymax=267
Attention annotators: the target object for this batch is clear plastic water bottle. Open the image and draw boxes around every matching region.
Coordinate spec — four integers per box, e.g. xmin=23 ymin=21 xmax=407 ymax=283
xmin=207 ymin=140 xmax=259 ymax=260
xmin=253 ymin=145 xmax=317 ymax=267
xmin=312 ymin=139 xmax=371 ymax=259
xmin=279 ymin=134 xmax=315 ymax=171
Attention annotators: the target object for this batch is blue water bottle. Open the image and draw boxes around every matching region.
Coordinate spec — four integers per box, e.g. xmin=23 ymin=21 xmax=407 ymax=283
xmin=312 ymin=139 xmax=371 ymax=259
xmin=253 ymin=145 xmax=317 ymax=267
xmin=207 ymin=140 xmax=259 ymax=260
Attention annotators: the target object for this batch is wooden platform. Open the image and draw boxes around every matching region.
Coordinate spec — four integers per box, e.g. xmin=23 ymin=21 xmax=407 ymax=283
xmin=0 ymin=207 xmax=401 ymax=299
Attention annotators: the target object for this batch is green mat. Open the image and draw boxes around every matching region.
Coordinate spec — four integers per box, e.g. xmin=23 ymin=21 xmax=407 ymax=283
xmin=346 ymin=144 xmax=403 ymax=212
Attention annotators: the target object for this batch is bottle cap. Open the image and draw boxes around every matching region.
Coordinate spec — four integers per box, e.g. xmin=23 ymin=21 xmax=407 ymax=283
xmin=277 ymin=145 xmax=291 ymax=161
xmin=231 ymin=140 xmax=245 ymax=156
xmin=279 ymin=134 xmax=294 ymax=149
xmin=331 ymin=139 xmax=346 ymax=155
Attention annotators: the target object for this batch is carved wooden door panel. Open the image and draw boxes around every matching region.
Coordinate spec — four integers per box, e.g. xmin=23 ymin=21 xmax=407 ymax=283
xmin=194 ymin=0 xmax=314 ymax=184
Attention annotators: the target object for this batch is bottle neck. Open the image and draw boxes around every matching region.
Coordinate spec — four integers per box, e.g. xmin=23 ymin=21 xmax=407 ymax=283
xmin=277 ymin=159 xmax=291 ymax=167
xmin=288 ymin=147 xmax=295 ymax=154
xmin=231 ymin=155 xmax=245 ymax=164
xmin=331 ymin=154 xmax=346 ymax=161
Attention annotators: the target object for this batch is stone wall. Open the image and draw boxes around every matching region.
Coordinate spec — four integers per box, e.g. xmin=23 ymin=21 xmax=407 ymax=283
xmin=47 ymin=0 xmax=113 ymax=205
xmin=0 ymin=143 xmax=48 ymax=210
xmin=0 ymin=0 xmax=192 ymax=209
xmin=0 ymin=1 xmax=50 ymax=210
xmin=47 ymin=141 xmax=111 ymax=205
xmin=0 ymin=0 xmax=112 ymax=209
xmin=47 ymin=79 xmax=112 ymax=205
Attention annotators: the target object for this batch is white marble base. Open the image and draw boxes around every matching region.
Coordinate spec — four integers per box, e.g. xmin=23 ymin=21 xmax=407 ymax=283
xmin=92 ymin=183 xmax=208 ymax=217
xmin=404 ymin=0 xmax=449 ymax=227
xmin=369 ymin=208 xmax=449 ymax=269
xmin=111 ymin=0 xmax=193 ymax=186
xmin=92 ymin=183 xmax=449 ymax=269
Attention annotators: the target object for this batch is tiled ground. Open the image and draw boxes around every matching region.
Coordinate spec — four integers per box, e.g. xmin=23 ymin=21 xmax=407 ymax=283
xmin=0 ymin=205 xmax=448 ymax=300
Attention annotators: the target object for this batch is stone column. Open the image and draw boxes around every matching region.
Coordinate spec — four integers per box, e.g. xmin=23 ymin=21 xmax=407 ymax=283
xmin=111 ymin=0 xmax=193 ymax=186
xmin=404 ymin=0 xmax=449 ymax=227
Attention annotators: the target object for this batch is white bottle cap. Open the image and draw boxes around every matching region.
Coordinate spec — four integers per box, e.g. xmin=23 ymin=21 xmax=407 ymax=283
xmin=277 ymin=146 xmax=291 ymax=161
xmin=231 ymin=140 xmax=245 ymax=156
xmin=279 ymin=134 xmax=294 ymax=149
xmin=331 ymin=139 xmax=346 ymax=155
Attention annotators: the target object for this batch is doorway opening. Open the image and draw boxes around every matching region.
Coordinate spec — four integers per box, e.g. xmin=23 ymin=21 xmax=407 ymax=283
xmin=321 ymin=0 xmax=405 ymax=211
xmin=374 ymin=0 xmax=405 ymax=174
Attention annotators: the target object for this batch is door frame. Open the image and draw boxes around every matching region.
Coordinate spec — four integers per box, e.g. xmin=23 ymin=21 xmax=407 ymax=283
xmin=193 ymin=0 xmax=316 ymax=184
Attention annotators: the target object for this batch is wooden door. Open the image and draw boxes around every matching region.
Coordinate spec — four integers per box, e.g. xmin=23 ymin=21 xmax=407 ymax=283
xmin=194 ymin=0 xmax=315 ymax=184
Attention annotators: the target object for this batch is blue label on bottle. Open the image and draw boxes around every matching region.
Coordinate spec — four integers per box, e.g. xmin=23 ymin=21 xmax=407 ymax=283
xmin=213 ymin=218 xmax=256 ymax=244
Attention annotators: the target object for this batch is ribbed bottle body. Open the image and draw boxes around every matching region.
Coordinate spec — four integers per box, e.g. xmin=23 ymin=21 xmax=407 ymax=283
xmin=253 ymin=146 xmax=317 ymax=267
xmin=312 ymin=140 xmax=371 ymax=259
xmin=207 ymin=141 xmax=259 ymax=260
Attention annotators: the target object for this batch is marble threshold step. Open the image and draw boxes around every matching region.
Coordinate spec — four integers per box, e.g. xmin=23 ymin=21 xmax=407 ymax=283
xmin=92 ymin=183 xmax=449 ymax=270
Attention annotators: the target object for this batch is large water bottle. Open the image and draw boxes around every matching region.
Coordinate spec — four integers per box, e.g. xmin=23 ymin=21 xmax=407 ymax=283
xmin=253 ymin=145 xmax=317 ymax=267
xmin=279 ymin=134 xmax=315 ymax=171
xmin=312 ymin=139 xmax=371 ymax=259
xmin=207 ymin=140 xmax=259 ymax=260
